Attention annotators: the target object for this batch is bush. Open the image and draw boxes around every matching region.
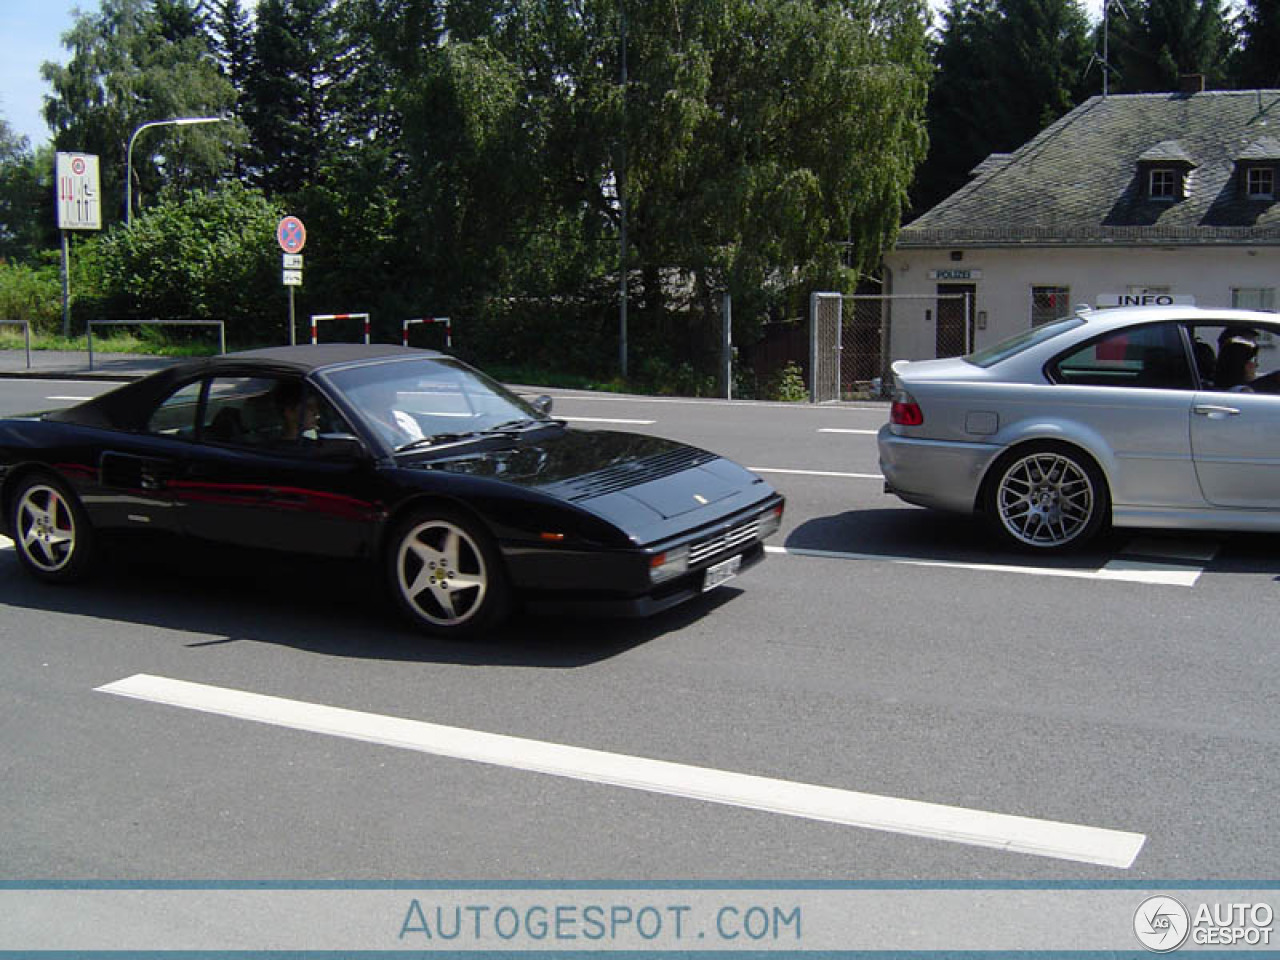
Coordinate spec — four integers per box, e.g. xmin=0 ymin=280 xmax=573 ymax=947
xmin=0 ymin=260 xmax=62 ymax=334
xmin=764 ymin=361 xmax=808 ymax=402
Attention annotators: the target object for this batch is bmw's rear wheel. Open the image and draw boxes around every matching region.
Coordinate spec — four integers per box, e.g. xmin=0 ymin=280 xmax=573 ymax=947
xmin=10 ymin=473 xmax=96 ymax=583
xmin=388 ymin=510 xmax=508 ymax=637
xmin=986 ymin=443 xmax=1108 ymax=551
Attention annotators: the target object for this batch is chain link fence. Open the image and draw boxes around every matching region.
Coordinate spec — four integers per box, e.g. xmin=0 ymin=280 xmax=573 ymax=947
xmin=808 ymin=293 xmax=970 ymax=402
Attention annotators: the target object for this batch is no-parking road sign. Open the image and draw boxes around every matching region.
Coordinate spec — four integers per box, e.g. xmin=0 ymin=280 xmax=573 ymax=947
xmin=277 ymin=216 xmax=306 ymax=254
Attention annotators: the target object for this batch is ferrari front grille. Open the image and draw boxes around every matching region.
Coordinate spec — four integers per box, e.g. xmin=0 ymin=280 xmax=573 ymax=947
xmin=688 ymin=519 xmax=759 ymax=567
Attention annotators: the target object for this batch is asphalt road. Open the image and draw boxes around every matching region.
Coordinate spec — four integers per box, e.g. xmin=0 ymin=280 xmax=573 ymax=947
xmin=2 ymin=377 xmax=1279 ymax=882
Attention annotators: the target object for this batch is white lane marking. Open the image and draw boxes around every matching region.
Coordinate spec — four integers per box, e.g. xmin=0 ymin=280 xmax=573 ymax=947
xmin=97 ymin=674 xmax=1145 ymax=868
xmin=766 ymin=545 xmax=1206 ymax=587
xmin=4 ymin=378 xmax=129 ymax=385
xmin=44 ymin=395 xmax=94 ymax=401
xmin=817 ymin=428 xmax=880 ymax=435
xmin=750 ymin=466 xmax=883 ymax=480
xmin=560 ymin=416 xmax=656 ymax=425
xmin=543 ymin=394 xmax=884 ymax=412
xmin=0 ymin=535 xmax=10 ymax=549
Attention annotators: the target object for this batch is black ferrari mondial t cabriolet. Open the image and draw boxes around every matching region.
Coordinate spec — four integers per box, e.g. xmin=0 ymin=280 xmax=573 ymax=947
xmin=0 ymin=345 xmax=783 ymax=636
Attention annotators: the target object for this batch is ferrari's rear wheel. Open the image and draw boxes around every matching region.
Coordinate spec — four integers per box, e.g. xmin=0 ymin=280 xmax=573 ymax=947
xmin=985 ymin=442 xmax=1108 ymax=551
xmin=388 ymin=510 xmax=509 ymax=636
xmin=10 ymin=473 xmax=96 ymax=583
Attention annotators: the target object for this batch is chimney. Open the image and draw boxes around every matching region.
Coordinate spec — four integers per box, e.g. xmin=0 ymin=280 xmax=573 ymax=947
xmin=1180 ymin=74 xmax=1206 ymax=94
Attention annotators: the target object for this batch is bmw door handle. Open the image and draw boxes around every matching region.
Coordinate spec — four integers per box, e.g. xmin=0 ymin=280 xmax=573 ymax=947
xmin=1193 ymin=404 xmax=1241 ymax=418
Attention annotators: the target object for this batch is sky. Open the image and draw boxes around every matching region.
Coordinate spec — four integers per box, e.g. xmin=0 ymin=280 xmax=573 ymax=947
xmin=1 ymin=0 xmax=1112 ymax=150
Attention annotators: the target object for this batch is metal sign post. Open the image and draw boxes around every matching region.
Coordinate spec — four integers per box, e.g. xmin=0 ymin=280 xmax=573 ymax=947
xmin=54 ymin=152 xmax=102 ymax=338
xmin=277 ymin=216 xmax=307 ymax=344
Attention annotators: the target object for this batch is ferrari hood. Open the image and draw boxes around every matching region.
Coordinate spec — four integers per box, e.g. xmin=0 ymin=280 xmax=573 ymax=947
xmin=413 ymin=428 xmax=758 ymax=520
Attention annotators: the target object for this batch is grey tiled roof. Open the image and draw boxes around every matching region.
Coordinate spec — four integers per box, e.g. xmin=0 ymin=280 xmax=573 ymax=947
xmin=898 ymin=90 xmax=1280 ymax=247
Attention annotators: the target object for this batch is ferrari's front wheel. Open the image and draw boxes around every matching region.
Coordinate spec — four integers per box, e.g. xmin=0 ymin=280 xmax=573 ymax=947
xmin=9 ymin=472 xmax=96 ymax=583
xmin=387 ymin=509 xmax=509 ymax=637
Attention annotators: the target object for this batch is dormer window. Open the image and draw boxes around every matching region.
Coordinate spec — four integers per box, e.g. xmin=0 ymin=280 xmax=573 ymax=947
xmin=1236 ymin=139 xmax=1280 ymax=201
xmin=1149 ymin=168 xmax=1178 ymax=198
xmin=1246 ymin=166 xmax=1275 ymax=199
xmin=1137 ymin=141 xmax=1195 ymax=201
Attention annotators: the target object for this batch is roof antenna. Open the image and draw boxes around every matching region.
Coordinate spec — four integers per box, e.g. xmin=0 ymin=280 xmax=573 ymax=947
xmin=1085 ymin=0 xmax=1128 ymax=97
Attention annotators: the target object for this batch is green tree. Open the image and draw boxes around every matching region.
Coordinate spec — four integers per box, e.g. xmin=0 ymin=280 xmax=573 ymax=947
xmin=0 ymin=119 xmax=58 ymax=262
xmin=1105 ymin=0 xmax=1233 ymax=92
xmin=41 ymin=0 xmax=240 ymax=225
xmin=915 ymin=0 xmax=1092 ymax=214
xmin=242 ymin=0 xmax=346 ymax=195
xmin=1231 ymin=0 xmax=1280 ymax=86
xmin=95 ymin=181 xmax=284 ymax=341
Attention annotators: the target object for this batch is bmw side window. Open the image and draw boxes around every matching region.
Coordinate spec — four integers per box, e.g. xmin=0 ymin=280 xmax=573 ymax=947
xmin=1050 ymin=322 xmax=1194 ymax=390
xmin=146 ymin=381 xmax=204 ymax=438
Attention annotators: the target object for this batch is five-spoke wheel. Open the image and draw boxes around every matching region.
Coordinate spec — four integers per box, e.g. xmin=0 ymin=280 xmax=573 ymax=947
xmin=388 ymin=511 xmax=508 ymax=636
xmin=986 ymin=443 xmax=1108 ymax=551
xmin=10 ymin=473 xmax=95 ymax=582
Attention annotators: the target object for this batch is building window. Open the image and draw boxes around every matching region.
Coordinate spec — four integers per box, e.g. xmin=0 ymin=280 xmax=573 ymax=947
xmin=1149 ymin=168 xmax=1178 ymax=198
xmin=1247 ymin=167 xmax=1275 ymax=199
xmin=1031 ymin=286 xmax=1071 ymax=326
xmin=1232 ymin=287 xmax=1276 ymax=312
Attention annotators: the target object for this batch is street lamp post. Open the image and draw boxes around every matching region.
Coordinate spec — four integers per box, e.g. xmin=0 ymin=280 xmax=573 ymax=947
xmin=125 ymin=116 xmax=224 ymax=225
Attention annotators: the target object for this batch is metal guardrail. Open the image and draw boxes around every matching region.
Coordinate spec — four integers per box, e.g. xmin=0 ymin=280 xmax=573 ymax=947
xmin=310 ymin=313 xmax=371 ymax=345
xmin=0 ymin=320 xmax=31 ymax=369
xmin=87 ymin=319 xmax=226 ymax=370
xmin=402 ymin=317 xmax=452 ymax=349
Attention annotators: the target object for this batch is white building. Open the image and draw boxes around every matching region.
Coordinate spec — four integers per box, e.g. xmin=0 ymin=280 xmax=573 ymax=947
xmin=883 ymin=86 xmax=1280 ymax=362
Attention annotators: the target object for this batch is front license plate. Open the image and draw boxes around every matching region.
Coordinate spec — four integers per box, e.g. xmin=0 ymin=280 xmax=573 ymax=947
xmin=702 ymin=554 xmax=742 ymax=592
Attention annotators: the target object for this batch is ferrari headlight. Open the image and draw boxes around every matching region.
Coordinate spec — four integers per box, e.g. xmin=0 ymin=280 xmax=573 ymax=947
xmin=649 ymin=545 xmax=690 ymax=584
xmin=758 ymin=503 xmax=783 ymax=540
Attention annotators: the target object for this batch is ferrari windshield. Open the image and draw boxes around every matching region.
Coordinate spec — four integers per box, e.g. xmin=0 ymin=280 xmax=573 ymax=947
xmin=323 ymin=356 xmax=546 ymax=450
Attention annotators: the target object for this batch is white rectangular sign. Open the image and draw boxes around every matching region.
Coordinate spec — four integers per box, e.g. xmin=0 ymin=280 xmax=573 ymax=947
xmin=55 ymin=152 xmax=102 ymax=230
xmin=282 ymin=254 xmax=303 ymax=270
xmin=1096 ymin=293 xmax=1195 ymax=308
xmin=282 ymin=269 xmax=303 ymax=286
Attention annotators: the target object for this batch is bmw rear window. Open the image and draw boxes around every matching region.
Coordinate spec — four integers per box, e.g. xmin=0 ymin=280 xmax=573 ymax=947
xmin=965 ymin=317 xmax=1085 ymax=368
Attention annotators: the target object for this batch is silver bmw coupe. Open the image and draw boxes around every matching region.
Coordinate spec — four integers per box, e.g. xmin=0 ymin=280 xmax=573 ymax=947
xmin=878 ymin=305 xmax=1280 ymax=551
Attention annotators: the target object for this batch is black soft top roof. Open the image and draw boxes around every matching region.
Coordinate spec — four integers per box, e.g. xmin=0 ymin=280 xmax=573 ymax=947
xmin=47 ymin=344 xmax=447 ymax=430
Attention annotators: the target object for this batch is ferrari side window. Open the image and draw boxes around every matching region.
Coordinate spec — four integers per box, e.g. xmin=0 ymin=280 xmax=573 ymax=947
xmin=147 ymin=381 xmax=203 ymax=437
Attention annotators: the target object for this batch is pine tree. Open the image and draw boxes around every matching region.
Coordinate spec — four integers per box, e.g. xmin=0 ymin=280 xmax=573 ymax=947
xmin=914 ymin=0 xmax=1092 ymax=214
xmin=1105 ymin=0 xmax=1233 ymax=92
xmin=1232 ymin=0 xmax=1280 ymax=87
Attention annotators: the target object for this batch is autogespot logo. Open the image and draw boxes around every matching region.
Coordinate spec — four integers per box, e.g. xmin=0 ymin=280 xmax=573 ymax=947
xmin=1135 ymin=896 xmax=1191 ymax=952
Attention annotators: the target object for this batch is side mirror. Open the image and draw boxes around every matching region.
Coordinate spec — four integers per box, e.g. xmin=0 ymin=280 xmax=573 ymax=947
xmin=314 ymin=433 xmax=366 ymax=459
xmin=532 ymin=395 xmax=554 ymax=416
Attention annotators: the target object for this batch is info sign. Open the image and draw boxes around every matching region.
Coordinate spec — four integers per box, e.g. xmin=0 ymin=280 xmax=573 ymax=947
xmin=55 ymin=152 xmax=102 ymax=230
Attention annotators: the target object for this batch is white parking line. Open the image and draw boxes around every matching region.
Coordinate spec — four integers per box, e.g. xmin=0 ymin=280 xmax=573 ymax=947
xmin=817 ymin=428 xmax=880 ymax=435
xmin=560 ymin=416 xmax=656 ymax=425
xmin=766 ymin=543 xmax=1209 ymax=587
xmin=96 ymin=673 xmax=1145 ymax=867
xmin=750 ymin=466 xmax=883 ymax=479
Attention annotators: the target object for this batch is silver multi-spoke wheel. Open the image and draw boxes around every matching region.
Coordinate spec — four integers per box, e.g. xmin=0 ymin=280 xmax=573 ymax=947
xmin=17 ymin=483 xmax=78 ymax=573
xmin=9 ymin=475 xmax=95 ymax=582
xmin=394 ymin=517 xmax=497 ymax=632
xmin=993 ymin=447 xmax=1103 ymax=550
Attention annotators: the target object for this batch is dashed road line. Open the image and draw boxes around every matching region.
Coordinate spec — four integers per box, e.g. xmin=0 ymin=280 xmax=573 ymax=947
xmin=560 ymin=416 xmax=657 ymax=425
xmin=97 ymin=673 xmax=1146 ymax=867
xmin=750 ymin=467 xmax=883 ymax=479
xmin=767 ymin=538 xmax=1215 ymax=587
xmin=817 ymin=428 xmax=880 ymax=435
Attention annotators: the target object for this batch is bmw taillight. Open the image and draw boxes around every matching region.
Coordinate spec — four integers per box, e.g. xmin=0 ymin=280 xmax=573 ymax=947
xmin=890 ymin=390 xmax=923 ymax=426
